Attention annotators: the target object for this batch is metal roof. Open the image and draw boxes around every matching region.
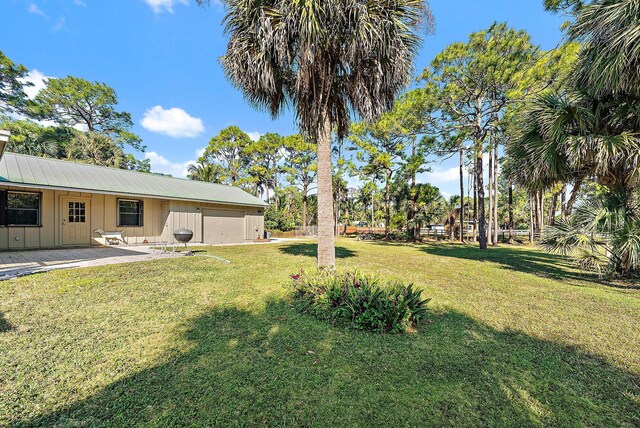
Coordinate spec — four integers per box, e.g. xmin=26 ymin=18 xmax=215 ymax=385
xmin=0 ymin=153 xmax=268 ymax=207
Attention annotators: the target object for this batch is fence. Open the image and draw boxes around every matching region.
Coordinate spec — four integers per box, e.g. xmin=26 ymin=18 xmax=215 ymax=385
xmin=294 ymin=226 xmax=318 ymax=237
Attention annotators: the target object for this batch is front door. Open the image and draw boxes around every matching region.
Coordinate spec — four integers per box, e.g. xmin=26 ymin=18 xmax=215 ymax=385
xmin=62 ymin=198 xmax=91 ymax=246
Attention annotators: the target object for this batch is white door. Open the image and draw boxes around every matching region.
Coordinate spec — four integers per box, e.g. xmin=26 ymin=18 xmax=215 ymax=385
xmin=202 ymin=209 xmax=245 ymax=244
xmin=62 ymin=198 xmax=91 ymax=246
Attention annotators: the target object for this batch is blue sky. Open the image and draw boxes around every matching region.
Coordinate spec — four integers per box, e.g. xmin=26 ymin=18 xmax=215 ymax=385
xmin=4 ymin=0 xmax=565 ymax=197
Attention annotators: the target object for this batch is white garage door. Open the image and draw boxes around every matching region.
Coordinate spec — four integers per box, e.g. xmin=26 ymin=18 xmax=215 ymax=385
xmin=202 ymin=209 xmax=245 ymax=244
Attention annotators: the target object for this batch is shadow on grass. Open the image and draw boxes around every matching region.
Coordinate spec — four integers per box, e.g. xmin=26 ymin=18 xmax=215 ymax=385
xmin=278 ymin=243 xmax=357 ymax=259
xmin=372 ymin=240 xmax=640 ymax=289
xmin=0 ymin=312 xmax=14 ymax=333
xmin=14 ymin=301 xmax=639 ymax=427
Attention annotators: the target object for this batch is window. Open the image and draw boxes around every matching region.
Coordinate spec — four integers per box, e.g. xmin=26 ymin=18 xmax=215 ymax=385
xmin=6 ymin=192 xmax=41 ymax=226
xmin=118 ymin=199 xmax=143 ymax=227
xmin=68 ymin=201 xmax=86 ymax=223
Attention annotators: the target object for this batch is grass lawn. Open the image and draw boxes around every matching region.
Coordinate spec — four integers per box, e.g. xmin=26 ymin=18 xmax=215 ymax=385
xmin=1 ymin=239 xmax=639 ymax=427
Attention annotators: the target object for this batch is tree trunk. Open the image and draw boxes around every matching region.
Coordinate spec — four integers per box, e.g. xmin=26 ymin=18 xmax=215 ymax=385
xmin=488 ymin=141 xmax=494 ymax=245
xmin=564 ymin=178 xmax=582 ymax=218
xmin=316 ymin=115 xmax=335 ymax=268
xmin=302 ymin=184 xmax=308 ymax=229
xmin=459 ymin=146 xmax=465 ymax=242
xmin=550 ymin=191 xmax=558 ymax=225
xmin=476 ymin=141 xmax=487 ymax=250
xmin=473 ymin=164 xmax=478 ymax=242
xmin=385 ymin=169 xmax=391 ymax=240
xmin=449 ymin=212 xmax=455 ymax=240
xmin=560 ymin=185 xmax=566 ymax=220
xmin=508 ymin=181 xmax=515 ymax=244
xmin=529 ymin=192 xmax=534 ymax=243
xmin=493 ymin=141 xmax=499 ymax=245
xmin=538 ymin=190 xmax=544 ymax=236
xmin=408 ymin=140 xmax=418 ymax=241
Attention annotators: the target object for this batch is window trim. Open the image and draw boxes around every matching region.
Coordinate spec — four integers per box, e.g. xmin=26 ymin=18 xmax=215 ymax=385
xmin=3 ymin=191 xmax=42 ymax=227
xmin=117 ymin=198 xmax=144 ymax=227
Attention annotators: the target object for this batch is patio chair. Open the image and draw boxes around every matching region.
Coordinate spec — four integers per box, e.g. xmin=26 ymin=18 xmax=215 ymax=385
xmin=94 ymin=229 xmax=126 ymax=245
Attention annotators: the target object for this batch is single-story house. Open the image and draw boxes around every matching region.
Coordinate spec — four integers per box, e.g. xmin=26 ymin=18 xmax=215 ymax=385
xmin=0 ymin=140 xmax=267 ymax=250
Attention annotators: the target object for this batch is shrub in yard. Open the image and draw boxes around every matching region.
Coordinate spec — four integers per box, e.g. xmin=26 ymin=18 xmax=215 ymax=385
xmin=290 ymin=271 xmax=430 ymax=333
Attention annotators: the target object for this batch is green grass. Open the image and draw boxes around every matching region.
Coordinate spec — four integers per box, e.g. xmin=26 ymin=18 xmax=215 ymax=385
xmin=1 ymin=239 xmax=639 ymax=427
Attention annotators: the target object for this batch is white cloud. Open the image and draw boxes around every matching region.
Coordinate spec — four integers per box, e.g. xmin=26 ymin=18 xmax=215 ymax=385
xmin=73 ymin=0 xmax=87 ymax=6
xmin=141 ymin=106 xmax=204 ymax=138
xmin=247 ymin=132 xmax=261 ymax=142
xmin=20 ymin=69 xmax=49 ymax=99
xmin=422 ymin=166 xmax=466 ymax=184
xmin=144 ymin=0 xmax=188 ymax=14
xmin=144 ymin=147 xmax=206 ymax=178
xmin=53 ymin=16 xmax=67 ymax=31
xmin=28 ymin=3 xmax=45 ymax=16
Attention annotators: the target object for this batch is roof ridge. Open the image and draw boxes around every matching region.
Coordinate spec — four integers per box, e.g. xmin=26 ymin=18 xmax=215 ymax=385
xmin=3 ymin=152 xmax=234 ymax=189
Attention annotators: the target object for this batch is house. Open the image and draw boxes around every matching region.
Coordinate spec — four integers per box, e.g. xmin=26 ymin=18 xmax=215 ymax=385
xmin=0 ymin=132 xmax=267 ymax=250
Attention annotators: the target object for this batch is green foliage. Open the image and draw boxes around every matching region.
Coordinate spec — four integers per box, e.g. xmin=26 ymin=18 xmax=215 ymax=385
xmin=187 ymin=161 xmax=225 ymax=183
xmin=0 ymin=118 xmax=69 ymax=158
xmin=200 ymin=126 xmax=253 ymax=187
xmin=33 ymin=76 xmax=143 ymax=152
xmin=290 ymin=270 xmax=430 ymax=333
xmin=0 ymin=50 xmax=31 ymax=115
xmin=542 ymin=190 xmax=640 ymax=277
xmin=211 ymin=0 xmax=432 ymax=139
xmin=247 ymin=132 xmax=284 ymax=199
xmin=264 ymin=206 xmax=295 ymax=231
xmin=0 ymin=118 xmax=150 ymax=171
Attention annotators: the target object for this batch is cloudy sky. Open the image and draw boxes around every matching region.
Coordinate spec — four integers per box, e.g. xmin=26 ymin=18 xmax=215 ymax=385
xmin=4 ymin=0 xmax=564 ymax=196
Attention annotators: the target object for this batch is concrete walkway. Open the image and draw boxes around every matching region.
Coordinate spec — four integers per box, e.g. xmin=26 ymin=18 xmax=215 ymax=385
xmin=0 ymin=246 xmax=185 ymax=280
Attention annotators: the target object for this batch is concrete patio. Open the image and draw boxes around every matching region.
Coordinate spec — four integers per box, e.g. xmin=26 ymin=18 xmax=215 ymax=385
xmin=0 ymin=246 xmax=185 ymax=280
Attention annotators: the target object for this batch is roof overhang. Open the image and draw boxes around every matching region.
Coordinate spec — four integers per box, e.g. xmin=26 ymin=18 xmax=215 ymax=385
xmin=0 ymin=181 xmax=269 ymax=209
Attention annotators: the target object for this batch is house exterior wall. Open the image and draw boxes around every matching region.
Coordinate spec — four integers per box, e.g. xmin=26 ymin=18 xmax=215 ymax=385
xmin=0 ymin=185 xmax=265 ymax=250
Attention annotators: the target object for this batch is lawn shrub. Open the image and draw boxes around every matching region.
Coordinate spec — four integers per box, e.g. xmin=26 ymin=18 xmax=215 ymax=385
xmin=290 ymin=271 xmax=430 ymax=333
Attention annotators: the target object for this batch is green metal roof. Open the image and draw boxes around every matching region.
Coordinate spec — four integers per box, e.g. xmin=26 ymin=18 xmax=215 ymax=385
xmin=0 ymin=153 xmax=268 ymax=207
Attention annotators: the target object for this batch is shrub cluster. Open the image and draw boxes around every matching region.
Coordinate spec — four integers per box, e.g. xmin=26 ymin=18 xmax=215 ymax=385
xmin=290 ymin=271 xmax=430 ymax=333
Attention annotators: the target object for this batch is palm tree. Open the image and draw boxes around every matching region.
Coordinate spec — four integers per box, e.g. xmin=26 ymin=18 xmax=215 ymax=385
xmin=569 ymin=0 xmax=640 ymax=98
xmin=200 ymin=0 xmax=432 ymax=268
xmin=509 ymin=89 xmax=640 ymax=275
xmin=187 ymin=162 xmax=225 ymax=183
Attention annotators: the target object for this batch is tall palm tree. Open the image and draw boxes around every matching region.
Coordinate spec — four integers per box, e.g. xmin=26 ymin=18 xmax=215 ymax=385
xmin=200 ymin=0 xmax=432 ymax=268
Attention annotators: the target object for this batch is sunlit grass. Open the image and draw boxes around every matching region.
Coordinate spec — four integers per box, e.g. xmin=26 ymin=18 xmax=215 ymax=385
xmin=1 ymin=239 xmax=638 ymax=426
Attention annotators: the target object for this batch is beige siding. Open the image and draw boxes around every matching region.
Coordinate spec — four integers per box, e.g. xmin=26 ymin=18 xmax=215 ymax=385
xmin=0 ymin=185 xmax=264 ymax=250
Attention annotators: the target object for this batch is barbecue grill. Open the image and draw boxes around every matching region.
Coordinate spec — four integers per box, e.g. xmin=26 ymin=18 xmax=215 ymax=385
xmin=174 ymin=229 xmax=194 ymax=256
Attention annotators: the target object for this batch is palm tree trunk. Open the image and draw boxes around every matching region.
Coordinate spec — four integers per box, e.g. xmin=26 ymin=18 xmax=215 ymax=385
xmin=560 ymin=185 xmax=566 ymax=220
xmin=488 ymin=141 xmax=494 ymax=245
xmin=538 ymin=190 xmax=544 ymax=235
xmin=550 ymin=191 xmax=558 ymax=225
xmin=476 ymin=140 xmax=487 ymax=250
xmin=317 ymin=115 xmax=335 ymax=268
xmin=385 ymin=169 xmax=391 ymax=240
xmin=493 ymin=141 xmax=499 ymax=244
xmin=459 ymin=146 xmax=465 ymax=242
